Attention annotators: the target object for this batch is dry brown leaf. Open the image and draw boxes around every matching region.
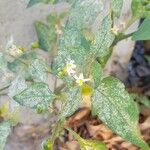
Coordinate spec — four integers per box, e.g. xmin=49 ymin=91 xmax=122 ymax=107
xmin=67 ymin=108 xmax=90 ymax=127
xmin=86 ymin=123 xmax=113 ymax=140
xmin=66 ymin=141 xmax=80 ymax=150
xmin=140 ymin=117 xmax=150 ymax=130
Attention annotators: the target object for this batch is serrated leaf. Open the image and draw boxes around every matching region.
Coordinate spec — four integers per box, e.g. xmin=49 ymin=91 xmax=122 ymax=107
xmin=79 ymin=139 xmax=107 ymax=150
xmin=7 ymin=61 xmax=21 ymax=73
xmin=7 ymin=51 xmax=37 ymax=73
xmin=67 ymin=127 xmax=107 ymax=150
xmin=112 ymin=0 xmax=123 ymax=17
xmin=0 ymin=121 xmax=11 ymax=150
xmin=91 ymin=61 xmax=102 ymax=88
xmin=132 ymin=0 xmax=150 ymax=19
xmin=53 ymin=1 xmax=107 ymax=76
xmin=132 ymin=18 xmax=150 ymax=40
xmin=91 ymin=15 xmax=115 ymax=60
xmin=13 ymin=82 xmax=54 ymax=110
xmin=28 ymin=58 xmax=48 ymax=82
xmin=67 ymin=0 xmax=104 ymax=30
xmin=92 ymin=77 xmax=150 ymax=150
xmin=35 ymin=21 xmax=56 ymax=51
xmin=8 ymin=76 xmax=27 ymax=98
xmin=52 ymin=27 xmax=90 ymax=75
xmin=60 ymin=87 xmax=81 ymax=119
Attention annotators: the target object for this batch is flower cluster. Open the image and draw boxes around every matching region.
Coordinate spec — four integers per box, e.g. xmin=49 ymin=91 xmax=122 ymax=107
xmin=111 ymin=25 xmax=119 ymax=35
xmin=6 ymin=37 xmax=24 ymax=57
xmin=9 ymin=44 xmax=24 ymax=57
xmin=61 ymin=59 xmax=91 ymax=86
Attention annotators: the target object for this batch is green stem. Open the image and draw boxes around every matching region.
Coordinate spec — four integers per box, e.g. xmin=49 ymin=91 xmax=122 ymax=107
xmin=65 ymin=127 xmax=82 ymax=141
xmin=112 ymin=17 xmax=137 ymax=46
xmin=0 ymin=93 xmax=7 ymax=96
xmin=0 ymin=85 xmax=10 ymax=92
xmin=112 ymin=32 xmax=135 ymax=46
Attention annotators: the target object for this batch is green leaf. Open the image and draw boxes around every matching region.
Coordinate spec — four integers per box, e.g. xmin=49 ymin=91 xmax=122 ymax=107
xmin=0 ymin=121 xmax=11 ymax=150
xmin=52 ymin=27 xmax=90 ymax=75
xmin=27 ymin=0 xmax=41 ymax=7
xmin=79 ymin=139 xmax=107 ymax=150
xmin=42 ymin=139 xmax=53 ymax=150
xmin=132 ymin=94 xmax=150 ymax=109
xmin=7 ymin=51 xmax=37 ymax=73
xmin=8 ymin=76 xmax=27 ymax=98
xmin=132 ymin=18 xmax=150 ymax=40
xmin=91 ymin=61 xmax=102 ymax=88
xmin=53 ymin=2 xmax=108 ymax=76
xmin=0 ymin=53 xmax=7 ymax=69
xmin=67 ymin=0 xmax=104 ymax=30
xmin=7 ymin=61 xmax=21 ymax=73
xmin=91 ymin=15 xmax=115 ymax=59
xmin=112 ymin=0 xmax=123 ymax=17
xmin=66 ymin=127 xmax=107 ymax=150
xmin=27 ymin=0 xmax=55 ymax=8
xmin=60 ymin=87 xmax=81 ymax=119
xmin=92 ymin=77 xmax=150 ymax=150
xmin=139 ymin=96 xmax=150 ymax=109
xmin=28 ymin=58 xmax=48 ymax=82
xmin=46 ymin=12 xmax=67 ymax=26
xmin=35 ymin=21 xmax=56 ymax=51
xmin=131 ymin=0 xmax=150 ymax=19
xmin=13 ymin=82 xmax=54 ymax=110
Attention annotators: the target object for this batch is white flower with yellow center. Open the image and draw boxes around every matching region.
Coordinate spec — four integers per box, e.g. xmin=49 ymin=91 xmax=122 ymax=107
xmin=74 ymin=73 xmax=91 ymax=86
xmin=65 ymin=60 xmax=76 ymax=76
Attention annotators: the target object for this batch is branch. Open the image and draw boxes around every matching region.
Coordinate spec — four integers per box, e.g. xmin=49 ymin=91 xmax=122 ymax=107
xmin=112 ymin=32 xmax=135 ymax=46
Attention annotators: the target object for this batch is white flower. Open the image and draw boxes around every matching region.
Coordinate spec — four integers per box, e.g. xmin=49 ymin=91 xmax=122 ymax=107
xmin=74 ymin=73 xmax=91 ymax=86
xmin=6 ymin=36 xmax=23 ymax=57
xmin=55 ymin=24 xmax=63 ymax=35
xmin=65 ymin=60 xmax=76 ymax=76
xmin=9 ymin=44 xmax=23 ymax=57
xmin=56 ymin=29 xmax=63 ymax=35
xmin=111 ymin=26 xmax=119 ymax=35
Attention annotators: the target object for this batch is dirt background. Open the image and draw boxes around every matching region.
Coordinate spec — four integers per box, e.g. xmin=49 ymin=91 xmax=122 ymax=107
xmin=0 ymin=0 xmax=69 ymax=50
